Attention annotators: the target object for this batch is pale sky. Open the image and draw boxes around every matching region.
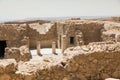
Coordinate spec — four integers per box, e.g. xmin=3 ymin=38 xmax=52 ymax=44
xmin=0 ymin=0 xmax=120 ymax=20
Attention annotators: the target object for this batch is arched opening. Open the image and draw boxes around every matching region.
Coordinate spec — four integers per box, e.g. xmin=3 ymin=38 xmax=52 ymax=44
xmin=0 ymin=41 xmax=6 ymax=58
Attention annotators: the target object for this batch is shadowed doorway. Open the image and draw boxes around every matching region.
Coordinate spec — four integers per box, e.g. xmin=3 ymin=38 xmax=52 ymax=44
xmin=0 ymin=41 xmax=6 ymax=58
xmin=70 ymin=37 xmax=74 ymax=45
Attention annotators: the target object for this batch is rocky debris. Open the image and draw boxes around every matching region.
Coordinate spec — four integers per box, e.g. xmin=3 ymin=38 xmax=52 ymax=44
xmin=19 ymin=45 xmax=30 ymax=61
xmin=43 ymin=56 xmax=54 ymax=62
xmin=16 ymin=61 xmax=38 ymax=75
xmin=101 ymin=21 xmax=120 ymax=42
xmin=4 ymin=42 xmax=118 ymax=80
xmin=64 ymin=42 xmax=120 ymax=58
xmin=1 ymin=42 xmax=120 ymax=80
xmin=0 ymin=59 xmax=16 ymax=73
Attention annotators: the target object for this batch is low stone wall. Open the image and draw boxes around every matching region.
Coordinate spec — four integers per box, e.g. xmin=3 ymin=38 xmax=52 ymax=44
xmin=5 ymin=45 xmax=30 ymax=62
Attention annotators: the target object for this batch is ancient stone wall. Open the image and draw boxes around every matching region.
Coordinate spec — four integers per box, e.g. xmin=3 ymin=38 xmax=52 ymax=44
xmin=5 ymin=45 xmax=30 ymax=62
xmin=101 ymin=22 xmax=120 ymax=42
xmin=28 ymin=23 xmax=57 ymax=48
xmin=57 ymin=22 xmax=104 ymax=48
xmin=0 ymin=22 xmax=58 ymax=49
xmin=78 ymin=23 xmax=104 ymax=44
xmin=2 ymin=20 xmax=120 ymax=50
xmin=0 ymin=19 xmax=120 ymax=80
xmin=0 ymin=42 xmax=120 ymax=80
xmin=0 ymin=51 xmax=119 ymax=80
xmin=0 ymin=24 xmax=28 ymax=47
xmin=0 ymin=59 xmax=17 ymax=80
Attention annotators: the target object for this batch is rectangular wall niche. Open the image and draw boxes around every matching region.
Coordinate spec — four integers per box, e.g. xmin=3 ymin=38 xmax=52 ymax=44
xmin=70 ymin=37 xmax=74 ymax=44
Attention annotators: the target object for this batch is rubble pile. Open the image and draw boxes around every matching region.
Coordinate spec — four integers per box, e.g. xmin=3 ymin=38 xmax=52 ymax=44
xmin=0 ymin=42 xmax=119 ymax=80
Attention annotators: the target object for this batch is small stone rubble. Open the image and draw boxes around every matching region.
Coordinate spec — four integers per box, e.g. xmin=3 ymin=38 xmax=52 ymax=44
xmin=0 ymin=42 xmax=119 ymax=80
xmin=0 ymin=59 xmax=16 ymax=73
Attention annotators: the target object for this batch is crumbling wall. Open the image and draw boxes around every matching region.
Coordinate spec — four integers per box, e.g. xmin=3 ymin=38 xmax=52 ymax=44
xmin=0 ymin=59 xmax=17 ymax=80
xmin=0 ymin=42 xmax=120 ymax=80
xmin=57 ymin=22 xmax=104 ymax=48
xmin=79 ymin=23 xmax=104 ymax=44
xmin=0 ymin=20 xmax=120 ymax=80
xmin=46 ymin=52 xmax=119 ymax=80
xmin=0 ymin=24 xmax=28 ymax=47
xmin=0 ymin=51 xmax=120 ymax=80
xmin=101 ymin=22 xmax=120 ymax=42
xmin=0 ymin=22 xmax=58 ymax=49
xmin=5 ymin=45 xmax=30 ymax=62
xmin=28 ymin=23 xmax=57 ymax=48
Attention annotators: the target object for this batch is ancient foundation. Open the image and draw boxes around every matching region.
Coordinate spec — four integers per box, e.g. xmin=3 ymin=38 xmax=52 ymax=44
xmin=0 ymin=42 xmax=120 ymax=80
xmin=0 ymin=18 xmax=120 ymax=80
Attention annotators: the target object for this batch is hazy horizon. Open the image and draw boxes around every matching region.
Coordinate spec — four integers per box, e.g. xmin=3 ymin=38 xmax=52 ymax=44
xmin=0 ymin=0 xmax=120 ymax=21
xmin=0 ymin=16 xmax=119 ymax=22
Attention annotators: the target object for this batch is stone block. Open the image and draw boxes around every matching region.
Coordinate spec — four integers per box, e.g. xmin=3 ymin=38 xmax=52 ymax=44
xmin=0 ymin=59 xmax=16 ymax=73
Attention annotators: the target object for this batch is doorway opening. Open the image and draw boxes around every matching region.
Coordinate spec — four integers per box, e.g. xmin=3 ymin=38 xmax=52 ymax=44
xmin=60 ymin=35 xmax=61 ymax=48
xmin=70 ymin=37 xmax=74 ymax=44
xmin=0 ymin=41 xmax=6 ymax=58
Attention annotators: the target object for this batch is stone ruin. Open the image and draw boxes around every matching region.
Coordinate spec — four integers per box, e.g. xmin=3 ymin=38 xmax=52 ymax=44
xmin=0 ymin=18 xmax=120 ymax=80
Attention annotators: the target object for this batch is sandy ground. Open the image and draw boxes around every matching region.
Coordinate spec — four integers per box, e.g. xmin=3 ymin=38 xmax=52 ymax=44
xmin=105 ymin=78 xmax=120 ymax=80
xmin=30 ymin=48 xmax=64 ymax=64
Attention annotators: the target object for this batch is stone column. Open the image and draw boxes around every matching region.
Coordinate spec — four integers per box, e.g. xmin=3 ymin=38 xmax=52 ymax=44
xmin=115 ymin=34 xmax=120 ymax=43
xmin=57 ymin=35 xmax=61 ymax=49
xmin=52 ymin=41 xmax=56 ymax=54
xmin=27 ymin=37 xmax=30 ymax=49
xmin=61 ymin=35 xmax=66 ymax=53
xmin=37 ymin=41 xmax=42 ymax=56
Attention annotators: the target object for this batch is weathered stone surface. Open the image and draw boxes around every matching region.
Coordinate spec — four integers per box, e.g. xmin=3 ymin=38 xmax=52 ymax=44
xmin=102 ymin=73 xmax=110 ymax=79
xmin=112 ymin=71 xmax=120 ymax=78
xmin=0 ymin=19 xmax=120 ymax=80
xmin=0 ymin=43 xmax=120 ymax=80
xmin=5 ymin=47 xmax=21 ymax=62
xmin=5 ymin=45 xmax=30 ymax=62
xmin=19 ymin=45 xmax=30 ymax=61
xmin=76 ymin=73 xmax=87 ymax=80
xmin=0 ymin=74 xmax=11 ymax=80
xmin=0 ymin=59 xmax=16 ymax=73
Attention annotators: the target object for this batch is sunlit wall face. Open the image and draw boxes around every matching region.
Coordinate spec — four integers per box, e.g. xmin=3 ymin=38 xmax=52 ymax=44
xmin=0 ymin=0 xmax=120 ymax=21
